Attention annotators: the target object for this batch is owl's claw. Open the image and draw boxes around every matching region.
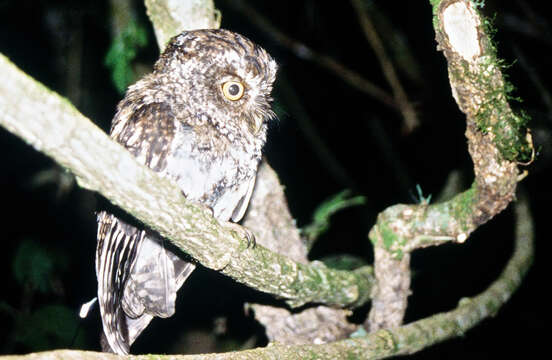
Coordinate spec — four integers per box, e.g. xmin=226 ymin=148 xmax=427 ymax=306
xmin=223 ymin=222 xmax=256 ymax=249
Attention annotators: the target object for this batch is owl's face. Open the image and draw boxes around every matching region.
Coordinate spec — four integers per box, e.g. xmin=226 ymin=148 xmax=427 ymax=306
xmin=154 ymin=29 xmax=278 ymax=139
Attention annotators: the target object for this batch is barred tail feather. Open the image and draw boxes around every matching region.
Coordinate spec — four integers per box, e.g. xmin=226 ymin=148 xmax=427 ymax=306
xmin=96 ymin=211 xmax=195 ymax=354
xmin=96 ymin=211 xmax=144 ymax=354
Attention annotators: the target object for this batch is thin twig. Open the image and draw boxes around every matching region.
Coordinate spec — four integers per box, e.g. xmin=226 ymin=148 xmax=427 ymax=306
xmin=512 ymin=43 xmax=552 ymax=112
xmin=350 ymin=0 xmax=419 ymax=133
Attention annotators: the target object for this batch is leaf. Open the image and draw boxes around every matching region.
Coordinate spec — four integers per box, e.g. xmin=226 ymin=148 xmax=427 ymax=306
xmin=302 ymin=190 xmax=366 ymax=248
xmin=105 ymin=18 xmax=149 ymax=94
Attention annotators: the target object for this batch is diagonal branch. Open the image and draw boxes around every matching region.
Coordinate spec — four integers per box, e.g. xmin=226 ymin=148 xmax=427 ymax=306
xmin=0 ymin=53 xmax=373 ymax=310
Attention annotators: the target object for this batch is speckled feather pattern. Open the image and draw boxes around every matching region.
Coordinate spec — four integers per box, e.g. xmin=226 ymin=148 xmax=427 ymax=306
xmin=96 ymin=29 xmax=277 ymax=354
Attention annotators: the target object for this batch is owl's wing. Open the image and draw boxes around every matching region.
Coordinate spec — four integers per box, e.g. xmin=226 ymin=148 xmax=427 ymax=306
xmin=97 ymin=101 xmax=196 ymax=354
xmin=96 ymin=211 xmax=143 ymax=355
xmin=122 ymin=231 xmax=195 ymax=346
xmin=96 ymin=212 xmax=196 ymax=353
xmin=111 ymin=101 xmax=177 ymax=172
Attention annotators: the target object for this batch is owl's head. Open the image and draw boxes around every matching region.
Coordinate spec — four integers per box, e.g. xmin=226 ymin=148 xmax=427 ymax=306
xmin=154 ymin=29 xmax=278 ymax=138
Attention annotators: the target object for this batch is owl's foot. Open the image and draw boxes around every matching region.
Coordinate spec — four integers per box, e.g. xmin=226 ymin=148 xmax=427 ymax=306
xmin=223 ymin=221 xmax=256 ymax=249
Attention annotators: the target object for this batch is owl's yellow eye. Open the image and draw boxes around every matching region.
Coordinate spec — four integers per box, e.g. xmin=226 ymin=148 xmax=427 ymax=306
xmin=222 ymin=81 xmax=245 ymax=101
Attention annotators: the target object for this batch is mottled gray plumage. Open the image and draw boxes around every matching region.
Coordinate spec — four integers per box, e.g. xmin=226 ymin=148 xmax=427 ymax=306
xmin=95 ymin=29 xmax=277 ymax=355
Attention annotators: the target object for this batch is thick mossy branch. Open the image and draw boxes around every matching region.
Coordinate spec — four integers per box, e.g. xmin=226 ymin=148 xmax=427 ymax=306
xmin=1 ymin=196 xmax=534 ymax=360
xmin=0 ymin=53 xmax=373 ymax=310
xmin=370 ymin=0 xmax=526 ymax=260
xmin=366 ymin=0 xmax=529 ymax=331
xmin=436 ymin=0 xmax=532 ymax=162
xmin=369 ymin=185 xmax=477 ymax=258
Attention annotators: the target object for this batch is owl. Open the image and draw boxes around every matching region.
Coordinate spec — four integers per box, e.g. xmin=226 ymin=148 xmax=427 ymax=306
xmin=95 ymin=29 xmax=277 ymax=354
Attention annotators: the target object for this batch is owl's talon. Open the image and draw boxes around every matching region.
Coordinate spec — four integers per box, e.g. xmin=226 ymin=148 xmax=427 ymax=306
xmin=244 ymin=229 xmax=256 ymax=249
xmin=223 ymin=222 xmax=256 ymax=249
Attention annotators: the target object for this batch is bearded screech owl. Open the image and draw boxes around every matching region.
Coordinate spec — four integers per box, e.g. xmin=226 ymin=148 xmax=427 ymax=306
xmin=95 ymin=29 xmax=277 ymax=354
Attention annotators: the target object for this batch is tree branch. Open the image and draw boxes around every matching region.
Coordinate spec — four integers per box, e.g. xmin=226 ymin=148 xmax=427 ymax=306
xmin=350 ymin=0 xmax=420 ymax=133
xmin=243 ymin=163 xmax=361 ymax=344
xmin=366 ymin=0 xmax=532 ymax=330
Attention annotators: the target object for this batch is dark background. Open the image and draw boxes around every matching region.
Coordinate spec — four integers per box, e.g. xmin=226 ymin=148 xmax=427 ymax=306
xmin=0 ymin=0 xmax=549 ymax=358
